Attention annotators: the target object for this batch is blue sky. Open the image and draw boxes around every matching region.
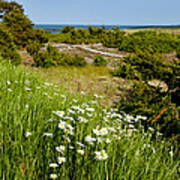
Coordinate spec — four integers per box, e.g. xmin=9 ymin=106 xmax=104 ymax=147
xmin=13 ymin=0 xmax=180 ymax=25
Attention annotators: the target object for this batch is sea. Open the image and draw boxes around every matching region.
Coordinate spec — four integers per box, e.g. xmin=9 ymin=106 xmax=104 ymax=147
xmin=34 ymin=24 xmax=180 ymax=33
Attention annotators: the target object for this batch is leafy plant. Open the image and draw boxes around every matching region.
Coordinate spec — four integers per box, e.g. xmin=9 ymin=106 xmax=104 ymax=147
xmin=29 ymin=45 xmax=87 ymax=67
xmin=118 ymin=81 xmax=180 ymax=138
xmin=93 ymin=55 xmax=109 ymax=66
xmin=113 ymin=50 xmax=166 ymax=80
xmin=1 ymin=0 xmax=48 ymax=48
xmin=0 ymin=23 xmax=21 ymax=64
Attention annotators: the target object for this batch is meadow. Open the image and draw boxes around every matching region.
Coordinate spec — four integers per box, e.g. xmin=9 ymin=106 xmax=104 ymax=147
xmin=0 ymin=1 xmax=180 ymax=179
xmin=0 ymin=61 xmax=179 ymax=179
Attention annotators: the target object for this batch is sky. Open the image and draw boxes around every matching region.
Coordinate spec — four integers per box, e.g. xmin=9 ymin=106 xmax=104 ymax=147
xmin=12 ymin=0 xmax=180 ymax=25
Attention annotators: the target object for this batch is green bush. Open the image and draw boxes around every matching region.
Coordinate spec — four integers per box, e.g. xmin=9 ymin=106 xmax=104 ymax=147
xmin=48 ymin=26 xmax=125 ymax=45
xmin=70 ymin=54 xmax=87 ymax=66
xmin=114 ymin=50 xmax=166 ymax=80
xmin=0 ymin=23 xmax=21 ymax=64
xmin=114 ymin=49 xmax=180 ymax=138
xmin=49 ymin=28 xmax=180 ymax=54
xmin=118 ymin=81 xmax=180 ymax=138
xmin=26 ymin=42 xmax=42 ymax=56
xmin=61 ymin=25 xmax=75 ymax=33
xmin=93 ymin=55 xmax=109 ymax=66
xmin=29 ymin=45 xmax=87 ymax=67
xmin=118 ymin=31 xmax=180 ymax=53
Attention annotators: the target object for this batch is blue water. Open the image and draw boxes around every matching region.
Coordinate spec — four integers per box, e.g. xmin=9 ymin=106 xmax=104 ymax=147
xmin=34 ymin=24 xmax=180 ymax=33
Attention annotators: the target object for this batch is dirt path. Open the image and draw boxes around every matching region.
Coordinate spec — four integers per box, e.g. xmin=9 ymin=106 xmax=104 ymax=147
xmin=52 ymin=43 xmax=124 ymax=58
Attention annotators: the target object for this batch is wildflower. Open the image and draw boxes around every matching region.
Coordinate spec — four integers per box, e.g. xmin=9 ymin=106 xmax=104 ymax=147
xmin=44 ymin=133 xmax=53 ymax=137
xmin=69 ymin=146 xmax=74 ymax=149
xmin=152 ymin=148 xmax=156 ymax=153
xmin=77 ymin=149 xmax=85 ymax=155
xmin=6 ymin=81 xmax=11 ymax=85
xmin=82 ymin=103 xmax=88 ymax=108
xmin=156 ymin=132 xmax=163 ymax=136
xmin=101 ymin=150 xmax=108 ymax=160
xmin=76 ymin=141 xmax=85 ymax=147
xmin=169 ymin=150 xmax=173 ymax=157
xmin=95 ymin=150 xmax=108 ymax=160
xmin=50 ymin=174 xmax=57 ymax=179
xmin=73 ymin=99 xmax=78 ymax=103
xmin=57 ymin=157 xmax=66 ymax=164
xmin=142 ymin=116 xmax=147 ymax=120
xmin=95 ymin=151 xmax=102 ymax=160
xmin=49 ymin=163 xmax=58 ymax=168
xmin=58 ymin=121 xmax=66 ymax=129
xmin=53 ymin=111 xmax=65 ymax=118
xmin=85 ymin=135 xmax=96 ymax=144
xmin=25 ymin=132 xmax=32 ymax=137
xmin=144 ymin=144 xmax=151 ymax=148
xmin=63 ymin=136 xmax=71 ymax=142
xmin=108 ymin=127 xmax=116 ymax=133
xmin=64 ymin=116 xmax=74 ymax=122
xmin=25 ymin=87 xmax=31 ymax=91
xmin=148 ymin=127 xmax=155 ymax=132
xmin=87 ymin=113 xmax=93 ymax=118
xmin=56 ymin=145 xmax=65 ymax=153
xmin=64 ymin=128 xmax=74 ymax=136
xmin=128 ymin=124 xmax=134 ymax=129
xmin=86 ymin=108 xmax=95 ymax=112
xmin=48 ymin=119 xmax=53 ymax=122
xmin=61 ymin=95 xmax=66 ymax=98
xmin=97 ymin=137 xmax=103 ymax=143
xmin=25 ymin=104 xmax=29 ymax=109
xmin=72 ymin=105 xmax=80 ymax=110
xmin=78 ymin=108 xmax=85 ymax=114
xmin=105 ymin=138 xmax=111 ymax=144
xmin=90 ymin=100 xmax=97 ymax=104
xmin=125 ymin=114 xmax=134 ymax=123
xmin=68 ymin=109 xmax=75 ymax=114
xmin=7 ymin=88 xmax=12 ymax=92
xmin=136 ymin=115 xmax=147 ymax=121
xmin=36 ymin=86 xmax=41 ymax=89
xmin=44 ymin=82 xmax=50 ymax=86
xmin=66 ymin=124 xmax=73 ymax=131
xmin=79 ymin=117 xmax=88 ymax=123
xmin=100 ymin=128 xmax=108 ymax=136
xmin=93 ymin=129 xmax=100 ymax=136
xmin=94 ymin=94 xmax=99 ymax=98
xmin=81 ymin=91 xmax=86 ymax=95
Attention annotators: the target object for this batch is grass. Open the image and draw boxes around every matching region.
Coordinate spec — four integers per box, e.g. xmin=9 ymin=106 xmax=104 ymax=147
xmin=123 ymin=27 xmax=180 ymax=34
xmin=26 ymin=65 xmax=121 ymax=106
xmin=0 ymin=61 xmax=179 ymax=179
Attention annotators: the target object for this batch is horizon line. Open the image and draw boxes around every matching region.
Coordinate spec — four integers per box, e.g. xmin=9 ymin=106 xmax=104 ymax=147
xmin=34 ymin=23 xmax=180 ymax=26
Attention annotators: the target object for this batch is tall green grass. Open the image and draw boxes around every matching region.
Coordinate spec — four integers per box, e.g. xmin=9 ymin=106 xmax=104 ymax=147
xmin=0 ymin=62 xmax=179 ymax=179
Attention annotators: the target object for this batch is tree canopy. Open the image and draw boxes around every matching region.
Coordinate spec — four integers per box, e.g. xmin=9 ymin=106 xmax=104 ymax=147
xmin=0 ymin=0 xmax=48 ymax=48
xmin=0 ymin=0 xmax=24 ymax=19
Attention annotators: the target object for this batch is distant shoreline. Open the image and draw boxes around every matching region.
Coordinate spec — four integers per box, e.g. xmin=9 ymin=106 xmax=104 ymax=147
xmin=34 ymin=24 xmax=180 ymax=33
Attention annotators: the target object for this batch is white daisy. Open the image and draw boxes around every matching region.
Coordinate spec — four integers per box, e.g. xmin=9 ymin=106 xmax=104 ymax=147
xmin=49 ymin=163 xmax=58 ymax=168
xmin=100 ymin=128 xmax=108 ymax=136
xmin=56 ymin=145 xmax=65 ymax=153
xmin=77 ymin=149 xmax=85 ymax=155
xmin=50 ymin=174 xmax=57 ymax=179
xmin=57 ymin=157 xmax=66 ymax=164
